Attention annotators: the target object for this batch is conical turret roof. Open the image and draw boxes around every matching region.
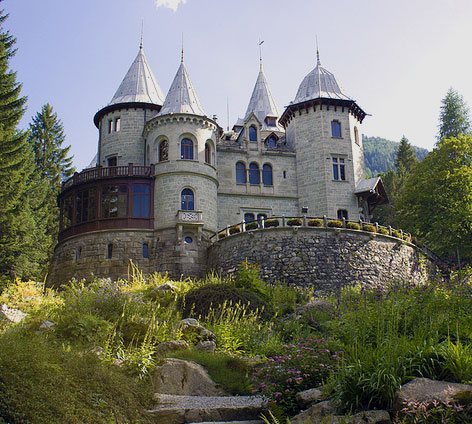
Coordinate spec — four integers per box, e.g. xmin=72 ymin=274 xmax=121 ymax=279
xmin=159 ymin=58 xmax=205 ymax=116
xmin=293 ymin=54 xmax=351 ymax=104
xmin=109 ymin=46 xmax=165 ymax=106
xmin=244 ymin=64 xmax=281 ymax=130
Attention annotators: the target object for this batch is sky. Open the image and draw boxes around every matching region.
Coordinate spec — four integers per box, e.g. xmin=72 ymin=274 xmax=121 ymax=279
xmin=4 ymin=0 xmax=472 ymax=171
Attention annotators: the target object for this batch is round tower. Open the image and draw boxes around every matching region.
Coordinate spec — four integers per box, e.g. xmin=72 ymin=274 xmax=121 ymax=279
xmin=143 ymin=55 xmax=219 ymax=277
xmin=93 ymin=44 xmax=165 ymax=167
xmin=279 ymin=52 xmax=367 ymax=221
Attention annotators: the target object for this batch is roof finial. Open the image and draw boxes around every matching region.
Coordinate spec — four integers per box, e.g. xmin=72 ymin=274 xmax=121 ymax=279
xmin=258 ymin=39 xmax=264 ymax=71
xmin=140 ymin=19 xmax=144 ymax=50
xmin=181 ymin=33 xmax=184 ymax=63
xmin=316 ymin=35 xmax=320 ymax=66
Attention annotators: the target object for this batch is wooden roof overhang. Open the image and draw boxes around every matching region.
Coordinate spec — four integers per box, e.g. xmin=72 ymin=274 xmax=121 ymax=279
xmin=279 ymin=98 xmax=367 ymax=128
xmin=355 ymin=179 xmax=389 ymax=215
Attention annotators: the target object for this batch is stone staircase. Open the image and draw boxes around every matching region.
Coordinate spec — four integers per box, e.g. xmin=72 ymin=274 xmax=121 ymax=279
xmin=146 ymin=393 xmax=266 ymax=424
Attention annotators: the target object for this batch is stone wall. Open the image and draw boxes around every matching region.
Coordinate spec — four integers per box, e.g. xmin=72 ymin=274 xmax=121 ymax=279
xmin=207 ymin=227 xmax=437 ymax=293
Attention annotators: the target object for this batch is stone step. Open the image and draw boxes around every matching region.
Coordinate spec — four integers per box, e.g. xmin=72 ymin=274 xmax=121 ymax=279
xmin=146 ymin=394 xmax=267 ymax=424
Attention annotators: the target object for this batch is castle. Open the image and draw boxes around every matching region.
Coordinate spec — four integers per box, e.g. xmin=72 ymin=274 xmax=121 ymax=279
xmin=48 ymin=43 xmax=391 ymax=285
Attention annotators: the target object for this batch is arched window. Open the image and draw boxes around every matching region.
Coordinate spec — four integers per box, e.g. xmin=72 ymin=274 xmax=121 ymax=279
xmin=249 ymin=162 xmax=260 ymax=184
xmin=267 ymin=136 xmax=277 ymax=148
xmin=205 ymin=142 xmax=211 ymax=164
xmin=354 ymin=127 xmax=359 ymax=145
xmin=262 ymin=164 xmax=273 ymax=186
xmin=181 ymin=188 xmax=194 ymax=210
xmin=236 ymin=162 xmax=246 ymax=184
xmin=331 ymin=120 xmax=341 ymax=138
xmin=244 ymin=213 xmax=255 ymax=222
xmin=181 ymin=138 xmax=193 ymax=160
xmin=159 ymin=140 xmax=168 ymax=162
xmin=249 ymin=125 xmax=257 ymax=142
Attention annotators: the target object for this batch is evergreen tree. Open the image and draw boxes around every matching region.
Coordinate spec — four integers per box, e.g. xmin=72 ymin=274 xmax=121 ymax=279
xmin=0 ymin=9 xmax=49 ymax=280
xmin=438 ymin=88 xmax=471 ymax=141
xmin=29 ymin=103 xmax=74 ymax=191
xmin=394 ymin=136 xmax=417 ymax=173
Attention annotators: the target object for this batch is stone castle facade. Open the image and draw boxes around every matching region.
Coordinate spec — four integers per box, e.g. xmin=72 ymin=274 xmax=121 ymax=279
xmin=48 ymin=45 xmax=389 ymax=285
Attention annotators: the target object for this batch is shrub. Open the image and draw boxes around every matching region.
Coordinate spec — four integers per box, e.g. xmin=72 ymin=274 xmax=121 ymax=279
xmin=346 ymin=222 xmax=360 ymax=230
xmin=252 ymin=338 xmax=341 ymax=416
xmin=218 ymin=231 xmax=226 ymax=239
xmin=265 ymin=218 xmax=279 ymax=228
xmin=403 ymin=234 xmax=411 ymax=242
xmin=327 ymin=219 xmax=343 ymax=228
xmin=307 ymin=219 xmax=322 ymax=227
xmin=229 ymin=225 xmax=241 ymax=234
xmin=363 ymin=224 xmax=377 ymax=233
xmin=180 ymin=284 xmax=270 ymax=319
xmin=287 ymin=218 xmax=302 ymax=227
xmin=378 ymin=227 xmax=389 ymax=235
xmin=392 ymin=230 xmax=402 ymax=239
xmin=167 ymin=349 xmax=252 ymax=395
xmin=235 ymin=260 xmax=267 ymax=298
xmin=245 ymin=221 xmax=258 ymax=230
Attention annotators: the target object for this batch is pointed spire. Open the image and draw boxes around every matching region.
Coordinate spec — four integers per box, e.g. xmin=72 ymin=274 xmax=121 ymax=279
xmin=140 ymin=20 xmax=144 ymax=50
xmin=159 ymin=58 xmax=205 ymax=116
xmin=181 ymin=33 xmax=184 ymax=63
xmin=109 ymin=46 xmax=165 ymax=106
xmin=316 ymin=35 xmax=321 ymax=66
xmin=243 ymin=60 xmax=280 ymax=131
xmin=259 ymin=39 xmax=264 ymax=71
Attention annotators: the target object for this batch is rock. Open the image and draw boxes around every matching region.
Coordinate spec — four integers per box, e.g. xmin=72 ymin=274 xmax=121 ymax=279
xmin=296 ymin=387 xmax=324 ymax=408
xmin=154 ymin=282 xmax=178 ymax=292
xmin=297 ymin=299 xmax=333 ymax=314
xmin=195 ymin=340 xmax=217 ymax=352
xmin=178 ymin=318 xmax=216 ymax=342
xmin=38 ymin=320 xmax=55 ymax=331
xmin=155 ymin=340 xmax=190 ymax=356
xmin=346 ymin=410 xmax=391 ymax=423
xmin=0 ymin=304 xmax=27 ymax=323
xmin=394 ymin=378 xmax=472 ymax=414
xmin=291 ymin=400 xmax=336 ymax=424
xmin=153 ymin=358 xmax=224 ymax=396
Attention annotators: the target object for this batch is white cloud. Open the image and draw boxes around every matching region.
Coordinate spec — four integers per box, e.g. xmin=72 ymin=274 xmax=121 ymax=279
xmin=155 ymin=0 xmax=188 ymax=12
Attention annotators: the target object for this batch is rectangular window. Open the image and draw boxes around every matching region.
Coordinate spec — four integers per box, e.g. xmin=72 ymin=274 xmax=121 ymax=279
xmin=62 ymin=195 xmax=74 ymax=229
xmin=132 ymin=184 xmax=150 ymax=218
xmin=114 ymin=117 xmax=120 ymax=132
xmin=108 ymin=120 xmax=113 ymax=134
xmin=143 ymin=243 xmax=149 ymax=258
xmin=75 ymin=188 xmax=97 ymax=224
xmin=337 ymin=209 xmax=348 ymax=220
xmin=333 ymin=157 xmax=346 ymax=181
xmin=107 ymin=157 xmax=117 ymax=167
xmin=102 ymin=185 xmax=127 ymax=218
xmin=107 ymin=244 xmax=113 ymax=259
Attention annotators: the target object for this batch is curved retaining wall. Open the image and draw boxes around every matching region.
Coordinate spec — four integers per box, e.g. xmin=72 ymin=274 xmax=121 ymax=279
xmin=207 ymin=227 xmax=437 ymax=293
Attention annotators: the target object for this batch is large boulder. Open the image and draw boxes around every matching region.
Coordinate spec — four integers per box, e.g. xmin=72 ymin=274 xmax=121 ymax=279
xmin=291 ymin=400 xmax=336 ymax=424
xmin=296 ymin=387 xmax=324 ymax=408
xmin=178 ymin=318 xmax=216 ymax=342
xmin=155 ymin=340 xmax=190 ymax=357
xmin=0 ymin=304 xmax=27 ymax=323
xmin=394 ymin=377 xmax=472 ymax=414
xmin=297 ymin=299 xmax=333 ymax=314
xmin=153 ymin=358 xmax=224 ymax=396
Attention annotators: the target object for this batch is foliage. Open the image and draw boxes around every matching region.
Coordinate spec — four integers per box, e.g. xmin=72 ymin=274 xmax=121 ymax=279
xmin=396 ymin=134 xmax=472 ymax=260
xmin=346 ymin=222 xmax=360 ymax=230
xmin=0 ymin=329 xmax=153 ymax=424
xmin=0 ymin=10 xmax=50 ymax=281
xmin=438 ymin=87 xmax=471 ymax=142
xmin=265 ymin=218 xmax=279 ymax=227
xmin=167 ymin=349 xmax=252 ymax=395
xmin=363 ymin=135 xmax=428 ymax=176
xmin=395 ymin=136 xmax=418 ymax=173
xmin=362 ymin=224 xmax=376 ymax=233
xmin=287 ymin=218 xmax=302 ymax=226
xmin=378 ymin=227 xmax=389 ymax=235
xmin=229 ymin=225 xmax=241 ymax=234
xmin=246 ymin=221 xmax=258 ymax=230
xmin=252 ymin=338 xmax=341 ymax=416
xmin=308 ymin=218 xmax=323 ymax=227
xmin=327 ymin=219 xmax=343 ymax=228
xmin=234 ymin=260 xmax=267 ymax=297
xmin=28 ymin=103 xmax=75 ymax=255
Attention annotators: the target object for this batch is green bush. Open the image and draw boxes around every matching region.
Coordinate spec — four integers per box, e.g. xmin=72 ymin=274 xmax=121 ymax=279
xmin=346 ymin=222 xmax=360 ymax=230
xmin=167 ymin=349 xmax=252 ymax=395
xmin=327 ymin=219 xmax=343 ymax=228
xmin=392 ymin=230 xmax=402 ymax=238
xmin=287 ymin=218 xmax=302 ymax=226
xmin=307 ymin=218 xmax=323 ymax=227
xmin=363 ymin=224 xmax=377 ymax=233
xmin=378 ymin=227 xmax=389 ymax=235
xmin=265 ymin=218 xmax=279 ymax=228
xmin=245 ymin=221 xmax=258 ymax=230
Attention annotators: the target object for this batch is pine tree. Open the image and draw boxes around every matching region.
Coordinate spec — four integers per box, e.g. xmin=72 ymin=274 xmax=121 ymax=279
xmin=0 ymin=10 xmax=48 ymax=281
xmin=394 ymin=136 xmax=417 ymax=173
xmin=29 ymin=103 xmax=74 ymax=191
xmin=438 ymin=88 xmax=471 ymax=141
